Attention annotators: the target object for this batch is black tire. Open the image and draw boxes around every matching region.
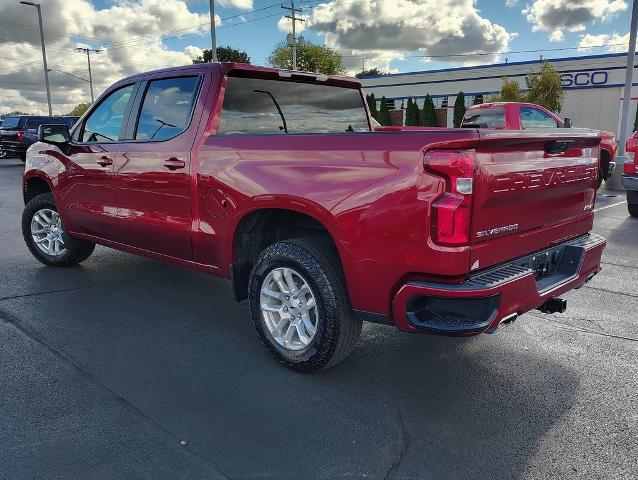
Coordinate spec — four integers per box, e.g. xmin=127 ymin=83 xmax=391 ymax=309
xmin=22 ymin=192 xmax=95 ymax=266
xmin=19 ymin=153 xmax=26 ymax=163
xmin=248 ymin=238 xmax=362 ymax=373
xmin=629 ymin=202 xmax=638 ymax=218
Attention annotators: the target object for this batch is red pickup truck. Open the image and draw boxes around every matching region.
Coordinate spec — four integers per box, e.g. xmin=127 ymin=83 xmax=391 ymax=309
xmin=461 ymin=102 xmax=617 ymax=187
xmin=22 ymin=63 xmax=606 ymax=372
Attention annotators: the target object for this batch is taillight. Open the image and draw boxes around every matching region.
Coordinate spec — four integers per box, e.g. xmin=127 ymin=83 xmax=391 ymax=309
xmin=16 ymin=130 xmax=24 ymax=143
xmin=425 ymin=149 xmax=475 ymax=246
xmin=625 ymin=137 xmax=637 ymax=174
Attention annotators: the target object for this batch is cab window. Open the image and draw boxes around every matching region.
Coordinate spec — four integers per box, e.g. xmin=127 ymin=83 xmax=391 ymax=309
xmin=134 ymin=76 xmax=200 ymax=141
xmin=520 ymin=107 xmax=559 ymax=129
xmin=81 ymin=85 xmax=134 ymax=143
xmin=461 ymin=108 xmax=506 ymax=129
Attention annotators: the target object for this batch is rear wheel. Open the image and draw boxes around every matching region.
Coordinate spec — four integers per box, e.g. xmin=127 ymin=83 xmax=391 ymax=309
xmin=22 ymin=192 xmax=95 ymax=266
xmin=19 ymin=153 xmax=26 ymax=162
xmin=629 ymin=202 xmax=638 ymax=218
xmin=248 ymin=238 xmax=362 ymax=373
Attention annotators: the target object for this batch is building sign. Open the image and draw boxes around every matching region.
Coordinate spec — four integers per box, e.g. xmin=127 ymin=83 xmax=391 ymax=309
xmin=560 ymin=71 xmax=609 ymax=87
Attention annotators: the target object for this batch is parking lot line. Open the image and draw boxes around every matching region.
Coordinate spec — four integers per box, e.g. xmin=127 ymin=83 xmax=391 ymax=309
xmin=594 ymin=200 xmax=627 ymax=213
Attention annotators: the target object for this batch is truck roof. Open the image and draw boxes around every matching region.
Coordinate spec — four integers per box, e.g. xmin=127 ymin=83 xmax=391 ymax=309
xmin=113 ymin=62 xmax=362 ymax=90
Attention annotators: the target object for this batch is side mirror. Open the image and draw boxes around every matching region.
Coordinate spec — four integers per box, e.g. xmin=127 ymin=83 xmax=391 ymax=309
xmin=38 ymin=124 xmax=70 ymax=145
xmin=563 ymin=117 xmax=572 ymax=128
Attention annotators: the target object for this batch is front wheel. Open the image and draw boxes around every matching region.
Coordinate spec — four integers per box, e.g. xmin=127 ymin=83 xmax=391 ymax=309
xmin=22 ymin=192 xmax=95 ymax=266
xmin=248 ymin=238 xmax=362 ymax=373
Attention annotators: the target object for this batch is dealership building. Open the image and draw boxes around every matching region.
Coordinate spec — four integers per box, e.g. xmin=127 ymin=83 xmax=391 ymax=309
xmin=360 ymin=52 xmax=638 ymax=137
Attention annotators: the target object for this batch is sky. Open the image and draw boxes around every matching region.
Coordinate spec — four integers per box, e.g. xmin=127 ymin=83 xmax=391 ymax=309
xmin=0 ymin=0 xmax=633 ymax=115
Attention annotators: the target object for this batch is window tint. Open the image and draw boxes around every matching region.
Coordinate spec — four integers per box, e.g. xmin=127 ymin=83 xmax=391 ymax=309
xmin=218 ymin=77 xmax=370 ymax=135
xmin=82 ymin=85 xmax=134 ymax=142
xmin=1 ymin=117 xmax=20 ymax=129
xmin=520 ymin=107 xmax=558 ymax=129
xmin=134 ymin=76 xmax=200 ymax=141
xmin=461 ymin=108 xmax=506 ymax=129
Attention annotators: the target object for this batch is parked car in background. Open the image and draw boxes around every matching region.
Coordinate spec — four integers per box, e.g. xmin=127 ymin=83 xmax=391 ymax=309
xmin=21 ymin=63 xmax=605 ymax=372
xmin=623 ymin=131 xmax=638 ymax=217
xmin=0 ymin=115 xmax=79 ymax=161
xmin=461 ymin=102 xmax=617 ymax=187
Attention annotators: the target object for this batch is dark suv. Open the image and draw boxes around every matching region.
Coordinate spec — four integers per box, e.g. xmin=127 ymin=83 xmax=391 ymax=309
xmin=0 ymin=115 xmax=79 ymax=161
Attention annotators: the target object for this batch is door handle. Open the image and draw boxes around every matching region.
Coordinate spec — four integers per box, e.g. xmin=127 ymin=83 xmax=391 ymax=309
xmin=163 ymin=158 xmax=186 ymax=170
xmin=97 ymin=156 xmax=113 ymax=167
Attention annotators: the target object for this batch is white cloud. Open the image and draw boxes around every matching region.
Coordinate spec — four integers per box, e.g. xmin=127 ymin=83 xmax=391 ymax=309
xmin=0 ymin=0 xmax=212 ymax=115
xmin=185 ymin=45 xmax=205 ymax=60
xmin=549 ymin=30 xmax=564 ymax=42
xmin=306 ymin=0 xmax=515 ymax=74
xmin=523 ymin=0 xmax=627 ymax=40
xmin=578 ymin=32 xmax=630 ymax=52
xmin=506 ymin=0 xmax=518 ymax=6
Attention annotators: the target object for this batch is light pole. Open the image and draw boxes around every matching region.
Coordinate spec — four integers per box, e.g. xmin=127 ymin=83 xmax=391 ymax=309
xmin=210 ymin=0 xmax=217 ymax=62
xmin=20 ymin=1 xmax=52 ymax=115
xmin=610 ymin=0 xmax=638 ymax=190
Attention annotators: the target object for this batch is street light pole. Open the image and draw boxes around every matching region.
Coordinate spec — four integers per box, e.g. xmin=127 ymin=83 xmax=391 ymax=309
xmin=611 ymin=0 xmax=638 ymax=190
xmin=210 ymin=0 xmax=217 ymax=62
xmin=20 ymin=1 xmax=51 ymax=115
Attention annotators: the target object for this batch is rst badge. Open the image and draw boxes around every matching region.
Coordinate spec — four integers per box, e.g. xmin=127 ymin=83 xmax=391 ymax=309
xmin=476 ymin=224 xmax=519 ymax=238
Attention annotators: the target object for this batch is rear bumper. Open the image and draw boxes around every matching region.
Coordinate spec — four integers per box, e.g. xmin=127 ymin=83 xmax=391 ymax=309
xmin=0 ymin=142 xmax=27 ymax=155
xmin=392 ymin=233 xmax=606 ymax=335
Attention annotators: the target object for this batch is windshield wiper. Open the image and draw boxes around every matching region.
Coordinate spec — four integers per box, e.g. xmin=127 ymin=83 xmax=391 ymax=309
xmin=254 ymin=89 xmax=288 ymax=133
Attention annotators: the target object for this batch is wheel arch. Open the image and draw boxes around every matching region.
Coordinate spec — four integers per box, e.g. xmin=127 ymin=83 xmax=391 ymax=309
xmin=228 ymin=203 xmax=350 ymax=303
xmin=23 ymin=172 xmax=54 ymax=205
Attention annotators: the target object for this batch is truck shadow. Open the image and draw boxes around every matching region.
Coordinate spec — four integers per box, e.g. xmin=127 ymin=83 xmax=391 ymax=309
xmin=16 ymin=253 xmax=580 ymax=480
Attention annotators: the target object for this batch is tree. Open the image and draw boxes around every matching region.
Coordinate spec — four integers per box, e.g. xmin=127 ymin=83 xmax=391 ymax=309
xmin=405 ymin=97 xmax=420 ymax=126
xmin=366 ymin=93 xmax=378 ymax=120
xmin=268 ymin=41 xmax=343 ymax=75
xmin=525 ymin=61 xmax=564 ymax=113
xmin=199 ymin=46 xmax=251 ymax=64
xmin=356 ymin=67 xmax=383 ymax=78
xmin=69 ymin=103 xmax=90 ymax=116
xmin=453 ymin=91 xmax=466 ymax=128
xmin=488 ymin=62 xmax=564 ymax=112
xmin=0 ymin=110 xmax=28 ymax=120
xmin=421 ymin=94 xmax=436 ymax=127
xmin=378 ymin=96 xmax=392 ymax=126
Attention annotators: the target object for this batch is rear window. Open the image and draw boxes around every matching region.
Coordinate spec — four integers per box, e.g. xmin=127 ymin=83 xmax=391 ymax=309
xmin=217 ymin=77 xmax=370 ymax=135
xmin=1 ymin=117 xmax=20 ymax=129
xmin=25 ymin=117 xmax=53 ymax=130
xmin=461 ymin=108 xmax=506 ymax=129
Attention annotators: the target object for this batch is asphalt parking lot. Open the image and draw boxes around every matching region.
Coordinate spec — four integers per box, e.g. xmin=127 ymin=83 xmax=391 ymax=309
xmin=1 ymin=158 xmax=637 ymax=480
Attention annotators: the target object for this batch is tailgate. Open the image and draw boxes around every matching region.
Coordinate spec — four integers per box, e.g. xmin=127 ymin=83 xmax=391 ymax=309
xmin=470 ymin=129 xmax=600 ymax=266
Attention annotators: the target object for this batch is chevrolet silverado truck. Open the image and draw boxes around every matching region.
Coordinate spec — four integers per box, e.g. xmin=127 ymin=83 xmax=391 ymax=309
xmin=22 ymin=63 xmax=606 ymax=372
xmin=461 ymin=101 xmax=616 ymax=187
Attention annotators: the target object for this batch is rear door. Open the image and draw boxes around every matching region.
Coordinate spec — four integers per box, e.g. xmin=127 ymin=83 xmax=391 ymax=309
xmin=113 ymin=74 xmax=204 ymax=260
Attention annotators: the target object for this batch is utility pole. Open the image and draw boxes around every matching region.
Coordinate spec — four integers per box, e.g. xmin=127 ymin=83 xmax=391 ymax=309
xmin=282 ymin=1 xmax=305 ymax=70
xmin=610 ymin=0 xmax=638 ymax=190
xmin=74 ymin=47 xmax=102 ymax=104
xmin=20 ymin=1 xmax=51 ymax=115
xmin=210 ymin=0 xmax=217 ymax=62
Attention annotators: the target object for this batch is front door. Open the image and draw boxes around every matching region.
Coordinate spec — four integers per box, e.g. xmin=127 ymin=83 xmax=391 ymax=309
xmin=58 ymin=84 xmax=136 ymax=239
xmin=113 ymin=75 xmax=202 ymax=260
